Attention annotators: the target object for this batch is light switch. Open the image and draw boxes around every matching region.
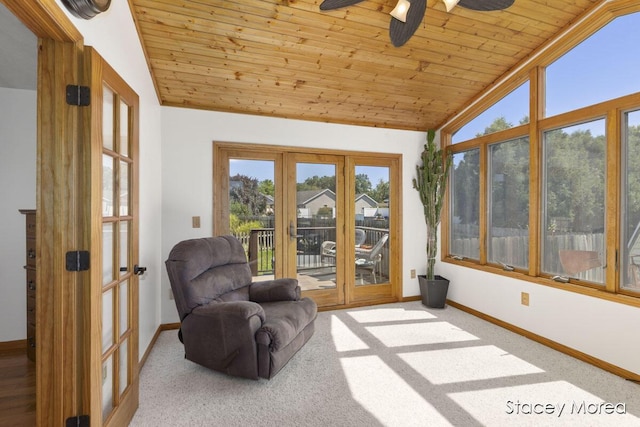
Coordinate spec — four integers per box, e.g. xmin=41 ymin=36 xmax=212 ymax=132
xmin=192 ymin=216 xmax=201 ymax=228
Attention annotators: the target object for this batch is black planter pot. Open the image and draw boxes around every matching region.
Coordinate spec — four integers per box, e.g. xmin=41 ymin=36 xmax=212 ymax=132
xmin=418 ymin=275 xmax=450 ymax=308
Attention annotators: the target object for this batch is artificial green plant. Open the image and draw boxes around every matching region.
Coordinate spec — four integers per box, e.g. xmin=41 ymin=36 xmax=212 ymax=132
xmin=412 ymin=129 xmax=453 ymax=280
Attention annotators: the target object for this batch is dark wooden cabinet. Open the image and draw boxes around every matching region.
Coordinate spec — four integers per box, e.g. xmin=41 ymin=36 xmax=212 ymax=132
xmin=20 ymin=209 xmax=36 ymax=362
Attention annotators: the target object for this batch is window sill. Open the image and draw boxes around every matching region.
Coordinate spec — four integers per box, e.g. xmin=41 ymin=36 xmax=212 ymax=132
xmin=443 ymin=257 xmax=640 ymax=309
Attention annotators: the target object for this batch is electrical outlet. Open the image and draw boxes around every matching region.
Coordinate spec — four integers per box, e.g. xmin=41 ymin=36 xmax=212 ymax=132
xmin=410 ymin=269 xmax=416 ymax=279
xmin=521 ymin=292 xmax=530 ymax=306
xmin=169 ymin=288 xmax=174 ymax=300
xmin=192 ymin=216 xmax=201 ymax=228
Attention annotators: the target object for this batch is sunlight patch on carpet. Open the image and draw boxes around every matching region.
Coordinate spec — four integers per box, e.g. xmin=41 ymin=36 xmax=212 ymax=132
xmin=399 ymin=345 xmax=545 ymax=384
xmin=449 ymin=381 xmax=637 ymax=426
xmin=366 ymin=321 xmax=479 ymax=347
xmin=340 ymin=355 xmax=454 ymax=426
xmin=330 ymin=315 xmax=369 ymax=352
xmin=347 ymin=307 xmax=436 ymax=323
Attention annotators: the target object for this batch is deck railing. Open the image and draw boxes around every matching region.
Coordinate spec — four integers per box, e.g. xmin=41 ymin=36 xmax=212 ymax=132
xmin=234 ymin=225 xmax=390 ymax=277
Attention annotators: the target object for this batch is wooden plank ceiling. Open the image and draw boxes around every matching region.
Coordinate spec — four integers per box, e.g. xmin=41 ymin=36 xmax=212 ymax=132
xmin=128 ymin=0 xmax=599 ymax=131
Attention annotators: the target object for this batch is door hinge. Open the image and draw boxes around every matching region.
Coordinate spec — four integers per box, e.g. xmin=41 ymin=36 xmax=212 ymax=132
xmin=65 ymin=415 xmax=89 ymax=427
xmin=66 ymin=85 xmax=90 ymax=106
xmin=65 ymin=250 xmax=90 ymax=272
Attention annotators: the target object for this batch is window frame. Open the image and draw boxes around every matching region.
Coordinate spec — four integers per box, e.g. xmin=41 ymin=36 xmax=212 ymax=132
xmin=539 ymin=117 xmax=608 ymax=287
xmin=440 ymin=3 xmax=640 ymax=308
xmin=449 ymin=147 xmax=481 ymax=262
xmin=487 ymin=135 xmax=531 ymax=272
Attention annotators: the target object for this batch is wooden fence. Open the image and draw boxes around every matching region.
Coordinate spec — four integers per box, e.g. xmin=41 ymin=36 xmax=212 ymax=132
xmin=451 ymin=230 xmax=605 ymax=282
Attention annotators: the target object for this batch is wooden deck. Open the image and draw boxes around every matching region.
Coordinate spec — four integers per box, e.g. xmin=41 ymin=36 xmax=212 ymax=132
xmin=255 ymin=266 xmax=383 ymax=291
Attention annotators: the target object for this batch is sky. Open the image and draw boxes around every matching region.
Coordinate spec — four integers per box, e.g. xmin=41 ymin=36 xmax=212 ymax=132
xmin=453 ymin=12 xmax=640 ymax=143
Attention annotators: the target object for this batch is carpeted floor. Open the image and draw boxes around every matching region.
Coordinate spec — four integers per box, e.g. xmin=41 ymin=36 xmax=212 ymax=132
xmin=129 ymin=301 xmax=639 ymax=426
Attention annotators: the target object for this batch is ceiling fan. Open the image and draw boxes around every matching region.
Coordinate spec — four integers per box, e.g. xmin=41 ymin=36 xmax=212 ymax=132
xmin=319 ymin=0 xmax=515 ymax=47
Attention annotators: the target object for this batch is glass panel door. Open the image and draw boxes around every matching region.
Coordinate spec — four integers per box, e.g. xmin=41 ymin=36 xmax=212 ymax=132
xmin=287 ymin=153 xmax=345 ymax=307
xmin=350 ymin=158 xmax=396 ymax=303
xmin=214 ymin=143 xmax=401 ymax=309
xmin=228 ymin=158 xmax=278 ymax=280
xmin=354 ymin=165 xmax=390 ymax=286
xmin=88 ymin=48 xmax=139 ymax=427
xmin=101 ymin=83 xmax=135 ymax=424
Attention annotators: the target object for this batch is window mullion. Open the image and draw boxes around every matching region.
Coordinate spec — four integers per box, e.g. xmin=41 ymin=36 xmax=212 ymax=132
xmin=528 ymin=127 xmax=541 ymax=277
xmin=528 ymin=67 xmax=543 ymax=277
xmin=479 ymin=144 xmax=488 ymax=265
xmin=605 ymin=109 xmax=620 ymax=293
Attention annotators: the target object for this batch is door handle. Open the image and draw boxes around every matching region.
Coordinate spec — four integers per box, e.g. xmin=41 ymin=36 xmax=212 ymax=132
xmin=289 ymin=222 xmax=302 ymax=241
xmin=134 ymin=265 xmax=147 ymax=275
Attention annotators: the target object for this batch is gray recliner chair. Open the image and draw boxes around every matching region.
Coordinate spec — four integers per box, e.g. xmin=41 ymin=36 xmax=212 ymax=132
xmin=165 ymin=235 xmax=317 ymax=380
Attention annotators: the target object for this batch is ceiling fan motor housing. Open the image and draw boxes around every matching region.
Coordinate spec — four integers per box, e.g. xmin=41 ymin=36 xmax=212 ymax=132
xmin=320 ymin=0 xmax=515 ymax=47
xmin=62 ymin=0 xmax=111 ymax=20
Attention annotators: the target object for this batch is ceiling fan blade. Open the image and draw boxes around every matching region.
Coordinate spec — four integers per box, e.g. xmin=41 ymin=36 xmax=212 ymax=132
xmin=458 ymin=0 xmax=515 ymax=11
xmin=319 ymin=0 xmax=366 ymax=10
xmin=389 ymin=0 xmax=426 ymax=47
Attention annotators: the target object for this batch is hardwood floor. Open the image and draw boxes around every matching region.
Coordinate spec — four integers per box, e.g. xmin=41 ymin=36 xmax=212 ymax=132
xmin=0 ymin=347 xmax=36 ymax=427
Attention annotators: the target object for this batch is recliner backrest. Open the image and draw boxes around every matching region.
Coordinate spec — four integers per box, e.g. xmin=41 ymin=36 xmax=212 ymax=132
xmin=165 ymin=235 xmax=252 ymax=320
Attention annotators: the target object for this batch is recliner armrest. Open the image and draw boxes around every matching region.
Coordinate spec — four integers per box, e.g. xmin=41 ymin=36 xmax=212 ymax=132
xmin=249 ymin=278 xmax=300 ymax=303
xmin=191 ymin=300 xmax=266 ymax=324
xmin=185 ymin=301 xmax=266 ymax=350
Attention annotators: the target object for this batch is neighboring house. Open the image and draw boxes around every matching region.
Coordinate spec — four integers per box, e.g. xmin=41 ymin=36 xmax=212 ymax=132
xmin=297 ymin=190 xmax=382 ymax=218
xmin=355 ymin=193 xmax=378 ymax=215
xmin=296 ymin=189 xmax=336 ymax=218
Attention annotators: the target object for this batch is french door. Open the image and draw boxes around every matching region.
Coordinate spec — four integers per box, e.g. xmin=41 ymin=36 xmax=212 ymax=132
xmin=286 ymin=153 xmax=346 ymax=307
xmin=214 ymin=143 xmax=400 ymax=309
xmin=86 ymin=47 xmax=140 ymax=426
xmin=13 ymin=1 xmax=139 ymax=424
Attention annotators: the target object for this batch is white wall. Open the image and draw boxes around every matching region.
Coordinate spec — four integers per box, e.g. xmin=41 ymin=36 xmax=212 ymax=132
xmin=0 ymin=87 xmax=36 ymax=341
xmin=56 ymin=0 xmax=163 ymax=359
xmin=437 ymin=254 xmax=640 ymax=376
xmin=160 ymin=107 xmax=428 ymax=323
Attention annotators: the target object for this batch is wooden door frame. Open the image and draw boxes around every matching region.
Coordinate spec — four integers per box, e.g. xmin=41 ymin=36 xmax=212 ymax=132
xmin=1 ymin=1 xmax=87 ymax=425
xmin=85 ymin=46 xmax=141 ymax=426
xmin=213 ymin=141 xmax=403 ymax=309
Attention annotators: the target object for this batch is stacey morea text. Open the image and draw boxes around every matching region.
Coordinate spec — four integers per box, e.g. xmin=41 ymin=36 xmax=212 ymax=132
xmin=505 ymin=400 xmax=627 ymax=417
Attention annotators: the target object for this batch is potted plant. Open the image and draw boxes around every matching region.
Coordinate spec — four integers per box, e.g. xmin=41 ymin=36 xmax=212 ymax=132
xmin=412 ymin=129 xmax=453 ymax=308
